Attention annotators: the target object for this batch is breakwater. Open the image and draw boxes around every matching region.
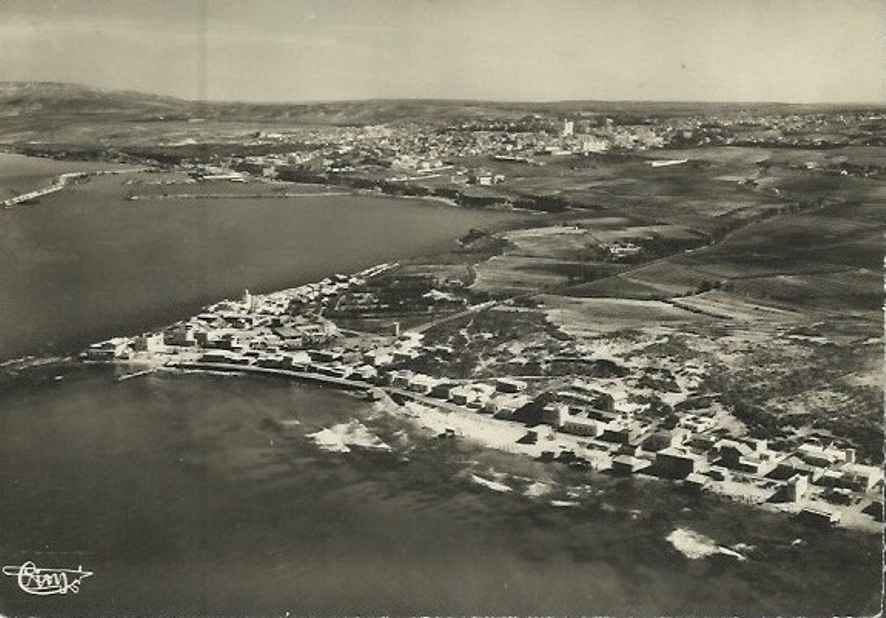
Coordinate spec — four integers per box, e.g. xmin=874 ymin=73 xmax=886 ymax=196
xmin=2 ymin=167 xmax=152 ymax=208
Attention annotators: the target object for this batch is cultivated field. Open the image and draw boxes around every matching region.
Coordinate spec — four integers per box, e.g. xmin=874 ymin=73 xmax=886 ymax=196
xmin=622 ymin=260 xmax=718 ymax=296
xmin=563 ymin=275 xmax=670 ymax=299
xmin=539 ymin=294 xmax=710 ymax=336
xmin=471 ymin=256 xmax=577 ymax=295
xmin=503 ymin=225 xmax=600 ymax=260
xmin=670 ymin=290 xmax=803 ymax=322
xmin=726 ymin=269 xmax=883 ymax=315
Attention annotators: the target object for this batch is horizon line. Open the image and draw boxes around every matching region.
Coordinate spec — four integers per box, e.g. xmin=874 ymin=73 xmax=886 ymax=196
xmin=4 ymin=80 xmax=885 ymax=108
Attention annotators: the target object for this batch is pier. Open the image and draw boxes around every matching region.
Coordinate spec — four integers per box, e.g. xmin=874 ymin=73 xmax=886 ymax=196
xmin=2 ymin=167 xmax=152 ymax=208
xmin=2 ymin=183 xmax=67 ymax=207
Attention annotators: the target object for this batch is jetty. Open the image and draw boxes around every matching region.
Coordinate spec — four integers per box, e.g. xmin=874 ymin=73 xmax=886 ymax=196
xmin=3 ymin=167 xmax=152 ymax=208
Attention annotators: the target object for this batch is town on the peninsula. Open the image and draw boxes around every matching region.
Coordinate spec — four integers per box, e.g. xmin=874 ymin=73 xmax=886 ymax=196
xmin=83 ymin=237 xmax=883 ymax=533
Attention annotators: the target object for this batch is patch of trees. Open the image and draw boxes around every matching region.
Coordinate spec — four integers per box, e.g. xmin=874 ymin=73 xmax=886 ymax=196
xmin=637 ymin=371 xmax=682 ymax=393
xmin=695 ymin=279 xmax=723 ymax=294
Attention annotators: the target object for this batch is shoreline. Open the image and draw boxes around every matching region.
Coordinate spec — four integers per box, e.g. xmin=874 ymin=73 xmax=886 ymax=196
xmin=109 ymin=359 xmax=884 ymax=536
xmin=4 ymin=149 xmax=569 ymax=214
xmin=126 ymin=190 xmax=355 ymax=201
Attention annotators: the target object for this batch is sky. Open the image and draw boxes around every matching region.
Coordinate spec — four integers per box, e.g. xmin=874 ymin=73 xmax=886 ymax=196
xmin=0 ymin=0 xmax=882 ymax=103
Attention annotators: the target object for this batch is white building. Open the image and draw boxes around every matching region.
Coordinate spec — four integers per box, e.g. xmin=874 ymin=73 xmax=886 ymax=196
xmin=561 ymin=119 xmax=574 ymax=137
xmin=541 ymin=403 xmax=568 ymax=428
xmin=407 ymin=373 xmax=439 ymax=395
xmin=483 ymin=394 xmax=531 ymax=417
xmin=496 ymin=377 xmax=528 ymax=393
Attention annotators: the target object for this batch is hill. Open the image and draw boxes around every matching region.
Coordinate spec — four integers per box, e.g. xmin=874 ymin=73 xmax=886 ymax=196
xmin=0 ymin=81 xmax=188 ymax=118
xmin=1 ymin=81 xmax=883 ymax=127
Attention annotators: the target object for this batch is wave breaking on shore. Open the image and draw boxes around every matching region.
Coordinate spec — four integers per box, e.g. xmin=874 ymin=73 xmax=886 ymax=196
xmin=307 ymin=419 xmax=392 ymax=454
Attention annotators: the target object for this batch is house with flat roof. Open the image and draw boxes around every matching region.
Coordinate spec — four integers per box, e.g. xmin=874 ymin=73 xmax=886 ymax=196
xmin=164 ymin=327 xmax=196 ymax=347
xmin=644 ymin=429 xmax=687 ymax=453
xmin=785 ymin=474 xmax=809 ymax=502
xmin=541 ymin=403 xmax=568 ymax=428
xmin=449 ymin=383 xmax=495 ymax=407
xmin=364 ymin=349 xmax=394 ymax=367
xmin=496 ymin=377 xmax=528 ymax=393
xmin=407 ymin=373 xmax=439 ymax=395
xmin=599 ymin=416 xmax=645 ymax=445
xmin=796 ymin=443 xmax=854 ymax=468
xmin=484 ymin=394 xmax=532 ymax=418
xmin=200 ymin=350 xmax=251 ymax=365
xmin=561 ymin=415 xmax=603 ymax=437
xmin=683 ymin=473 xmax=710 ymax=490
xmin=655 ymin=446 xmax=705 ymax=479
xmin=351 ymin=365 xmax=378 ymax=382
xmin=833 ymin=463 xmax=884 ymax=492
xmin=256 ymin=355 xmax=289 ymax=369
xmin=715 ymin=439 xmax=783 ymax=477
xmin=389 ymin=369 xmax=415 ymax=389
xmin=133 ymin=332 xmax=165 ymax=353
xmin=798 ymin=506 xmax=841 ymax=527
xmin=611 ymin=454 xmax=651 ymax=475
xmin=86 ymin=337 xmax=131 ymax=361
xmin=677 ymin=414 xmax=717 ymax=436
xmin=393 ymin=348 xmax=421 ymax=363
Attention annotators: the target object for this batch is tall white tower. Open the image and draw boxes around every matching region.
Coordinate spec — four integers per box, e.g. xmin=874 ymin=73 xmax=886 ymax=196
xmin=561 ymin=118 xmax=574 ymax=137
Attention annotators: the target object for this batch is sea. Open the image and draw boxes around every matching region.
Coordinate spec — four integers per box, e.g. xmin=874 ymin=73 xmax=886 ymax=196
xmin=0 ymin=154 xmax=880 ymax=616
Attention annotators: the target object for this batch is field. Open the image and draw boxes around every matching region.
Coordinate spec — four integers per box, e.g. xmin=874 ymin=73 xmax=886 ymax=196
xmin=621 ymin=261 xmax=719 ymax=296
xmin=539 ymin=294 xmax=710 ymax=336
xmin=641 ymin=146 xmax=773 ymax=166
xmin=726 ymin=270 xmax=883 ymax=314
xmin=563 ymin=274 xmax=671 ymax=300
xmin=718 ymin=214 xmax=880 ymax=251
xmin=471 ymin=256 xmax=578 ymax=295
xmin=642 ymin=145 xmax=886 ymax=171
xmin=817 ymin=200 xmax=886 ymax=224
xmin=670 ymin=291 xmax=804 ymax=322
xmin=503 ymin=225 xmax=601 ymax=260
xmin=392 ymin=263 xmax=475 ymax=287
xmin=674 ymin=211 xmax=885 ymax=280
xmin=678 ymin=253 xmax=850 ymax=279
xmin=577 ymin=222 xmax=706 ymax=244
xmin=762 ymin=172 xmax=886 ymax=205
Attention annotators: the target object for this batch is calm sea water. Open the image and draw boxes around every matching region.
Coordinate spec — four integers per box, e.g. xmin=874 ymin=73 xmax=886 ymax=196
xmin=0 ymin=159 xmax=517 ymax=360
xmin=0 ymin=157 xmax=880 ymax=616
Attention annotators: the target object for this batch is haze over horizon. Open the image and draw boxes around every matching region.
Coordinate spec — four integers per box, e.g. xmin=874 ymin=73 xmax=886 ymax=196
xmin=1 ymin=0 xmax=882 ymax=105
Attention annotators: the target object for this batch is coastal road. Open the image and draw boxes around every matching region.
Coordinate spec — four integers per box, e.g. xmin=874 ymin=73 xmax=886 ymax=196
xmin=407 ymin=300 xmax=497 ymax=334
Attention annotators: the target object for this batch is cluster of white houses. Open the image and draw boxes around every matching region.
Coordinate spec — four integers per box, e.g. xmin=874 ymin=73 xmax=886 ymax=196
xmin=84 ymin=269 xmax=883 ymax=528
xmin=85 ymin=264 xmax=399 ymax=363
xmin=386 ymin=369 xmax=532 ymax=414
